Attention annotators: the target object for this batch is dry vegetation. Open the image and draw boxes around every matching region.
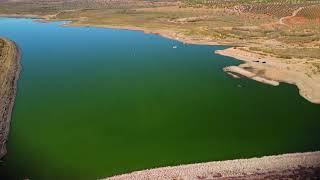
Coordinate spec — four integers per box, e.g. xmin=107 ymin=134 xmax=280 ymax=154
xmin=297 ymin=4 xmax=320 ymax=19
xmin=0 ymin=0 xmax=178 ymax=14
xmin=1 ymin=0 xmax=318 ymax=60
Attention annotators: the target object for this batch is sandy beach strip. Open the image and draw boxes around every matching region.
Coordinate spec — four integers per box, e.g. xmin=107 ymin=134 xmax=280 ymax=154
xmin=0 ymin=37 xmax=21 ymax=159
xmin=104 ymin=151 xmax=320 ymax=180
xmin=223 ymin=66 xmax=279 ymax=86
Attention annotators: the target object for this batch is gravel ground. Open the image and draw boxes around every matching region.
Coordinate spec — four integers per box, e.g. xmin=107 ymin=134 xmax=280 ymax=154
xmin=105 ymin=151 xmax=320 ymax=180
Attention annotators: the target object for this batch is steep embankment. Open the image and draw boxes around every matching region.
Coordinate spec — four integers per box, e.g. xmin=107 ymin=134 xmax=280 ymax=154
xmin=106 ymin=151 xmax=320 ymax=180
xmin=0 ymin=37 xmax=20 ymax=159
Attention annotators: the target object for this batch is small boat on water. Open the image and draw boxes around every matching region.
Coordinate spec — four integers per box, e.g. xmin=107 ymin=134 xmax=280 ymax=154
xmin=173 ymin=46 xmax=177 ymax=49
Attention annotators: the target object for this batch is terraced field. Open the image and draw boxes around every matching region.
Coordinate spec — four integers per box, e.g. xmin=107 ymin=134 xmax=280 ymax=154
xmin=236 ymin=3 xmax=302 ymax=17
xmin=297 ymin=4 xmax=320 ymax=19
xmin=0 ymin=0 xmax=177 ymax=14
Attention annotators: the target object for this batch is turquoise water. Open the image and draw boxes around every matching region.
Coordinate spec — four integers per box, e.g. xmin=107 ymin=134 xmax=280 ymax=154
xmin=0 ymin=18 xmax=319 ymax=180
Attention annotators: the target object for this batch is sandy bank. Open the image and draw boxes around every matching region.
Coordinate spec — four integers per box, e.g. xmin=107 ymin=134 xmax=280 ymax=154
xmin=216 ymin=47 xmax=320 ymax=104
xmin=0 ymin=37 xmax=21 ymax=159
xmin=105 ymin=151 xmax=320 ymax=180
xmin=224 ymin=66 xmax=280 ymax=86
xmin=67 ymin=22 xmax=227 ymax=46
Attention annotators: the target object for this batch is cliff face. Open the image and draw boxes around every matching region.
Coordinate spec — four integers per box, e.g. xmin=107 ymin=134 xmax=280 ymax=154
xmin=0 ymin=38 xmax=20 ymax=159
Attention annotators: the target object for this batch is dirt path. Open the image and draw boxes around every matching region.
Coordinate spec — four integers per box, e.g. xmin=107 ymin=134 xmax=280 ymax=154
xmin=279 ymin=7 xmax=304 ymax=25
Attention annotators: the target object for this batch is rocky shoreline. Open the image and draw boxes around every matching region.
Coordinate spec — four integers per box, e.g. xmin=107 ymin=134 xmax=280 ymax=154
xmin=0 ymin=38 xmax=21 ymax=159
xmin=105 ymin=151 xmax=320 ymax=180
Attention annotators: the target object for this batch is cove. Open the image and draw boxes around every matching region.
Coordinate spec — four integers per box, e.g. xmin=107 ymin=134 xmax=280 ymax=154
xmin=0 ymin=18 xmax=319 ymax=180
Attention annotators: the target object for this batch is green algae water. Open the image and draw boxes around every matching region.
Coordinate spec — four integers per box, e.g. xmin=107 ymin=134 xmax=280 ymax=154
xmin=0 ymin=18 xmax=319 ymax=179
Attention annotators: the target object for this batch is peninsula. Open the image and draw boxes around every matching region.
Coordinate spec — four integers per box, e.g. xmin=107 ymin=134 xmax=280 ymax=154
xmin=0 ymin=37 xmax=20 ymax=159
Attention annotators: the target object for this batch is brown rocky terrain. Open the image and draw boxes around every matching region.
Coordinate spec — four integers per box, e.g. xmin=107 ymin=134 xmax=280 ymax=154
xmin=0 ymin=38 xmax=20 ymax=159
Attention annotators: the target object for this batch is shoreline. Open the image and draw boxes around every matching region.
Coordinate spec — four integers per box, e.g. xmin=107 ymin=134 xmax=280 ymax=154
xmin=65 ymin=20 xmax=320 ymax=179
xmin=0 ymin=14 xmax=230 ymax=46
xmin=65 ymin=22 xmax=228 ymax=46
xmin=223 ymin=66 xmax=280 ymax=86
xmin=105 ymin=151 xmax=320 ymax=179
xmin=0 ymin=37 xmax=21 ymax=159
xmin=0 ymin=4 xmax=320 ymax=105
xmin=68 ymin=21 xmax=320 ymax=104
xmin=216 ymin=47 xmax=320 ymax=104
xmin=13 ymin=14 xmax=320 ymax=104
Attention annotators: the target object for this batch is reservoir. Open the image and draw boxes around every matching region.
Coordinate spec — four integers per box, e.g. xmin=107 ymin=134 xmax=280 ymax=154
xmin=0 ymin=18 xmax=319 ymax=180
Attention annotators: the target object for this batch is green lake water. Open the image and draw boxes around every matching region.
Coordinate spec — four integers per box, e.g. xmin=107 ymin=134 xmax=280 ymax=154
xmin=0 ymin=18 xmax=319 ymax=180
